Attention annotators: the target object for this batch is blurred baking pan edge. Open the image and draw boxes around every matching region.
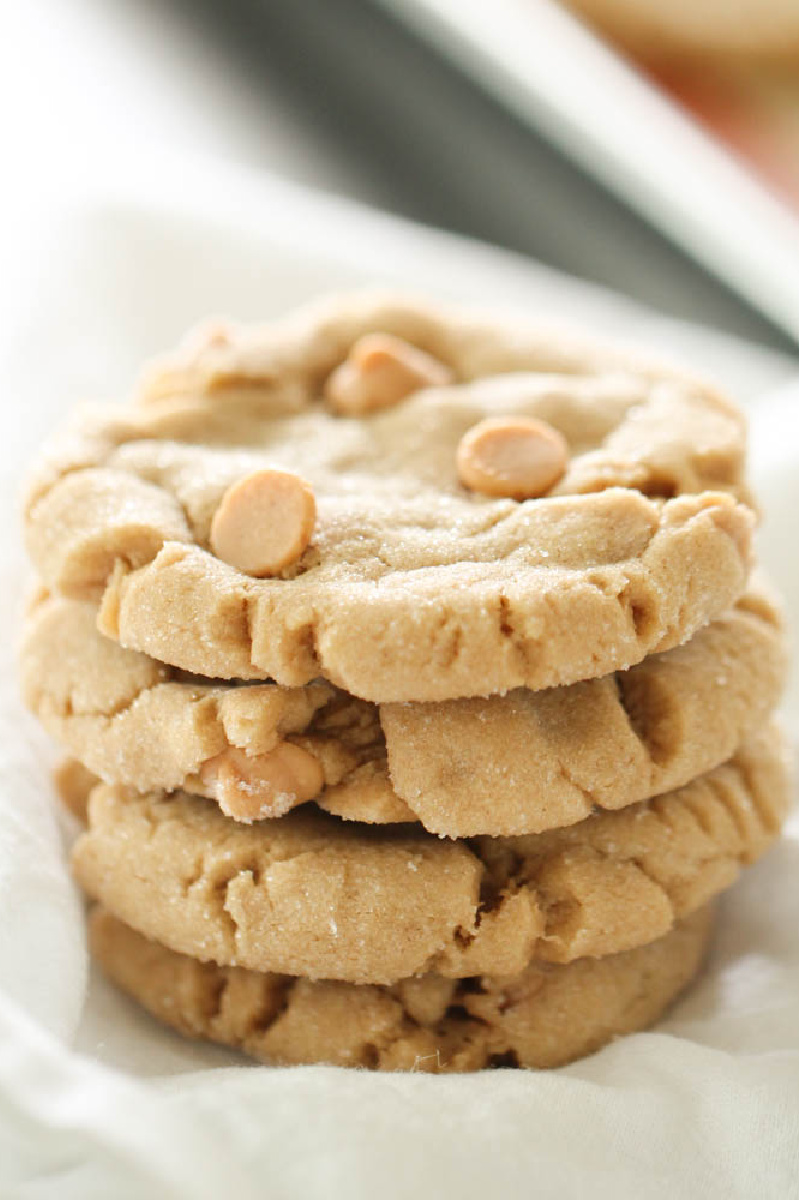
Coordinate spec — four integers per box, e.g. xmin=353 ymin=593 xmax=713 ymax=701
xmin=373 ymin=0 xmax=799 ymax=347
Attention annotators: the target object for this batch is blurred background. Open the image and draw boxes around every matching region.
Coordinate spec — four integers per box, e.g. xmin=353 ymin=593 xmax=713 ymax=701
xmin=4 ymin=0 xmax=799 ymax=354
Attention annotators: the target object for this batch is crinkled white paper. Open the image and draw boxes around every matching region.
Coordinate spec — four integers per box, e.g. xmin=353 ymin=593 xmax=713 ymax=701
xmin=1 ymin=160 xmax=797 ymax=1200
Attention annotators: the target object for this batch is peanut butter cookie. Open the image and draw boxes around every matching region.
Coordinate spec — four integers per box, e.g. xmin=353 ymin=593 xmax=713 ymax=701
xmin=26 ymin=586 xmax=785 ymax=835
xmin=72 ymin=728 xmax=788 ymax=985
xmin=88 ymin=904 xmax=714 ymax=1071
xmin=25 ymin=294 xmax=753 ymax=703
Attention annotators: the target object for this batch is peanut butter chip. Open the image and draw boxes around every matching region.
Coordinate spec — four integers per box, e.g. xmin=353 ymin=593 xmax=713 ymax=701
xmin=200 ymin=743 xmax=325 ymax=822
xmin=457 ymin=417 xmax=569 ymax=500
xmin=324 ymin=332 xmax=453 ymax=415
xmin=210 ymin=469 xmax=316 ymax=576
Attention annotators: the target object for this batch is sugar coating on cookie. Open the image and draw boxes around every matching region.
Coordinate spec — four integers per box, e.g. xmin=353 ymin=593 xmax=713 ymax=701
xmin=22 ymin=586 xmax=786 ymax=835
xmin=88 ymin=905 xmax=714 ymax=1072
xmin=72 ymin=728 xmax=789 ymax=986
xmin=25 ymin=294 xmax=755 ymax=702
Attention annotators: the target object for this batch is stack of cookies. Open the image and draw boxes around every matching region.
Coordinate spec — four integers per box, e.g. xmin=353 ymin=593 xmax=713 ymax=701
xmin=20 ymin=294 xmax=790 ymax=1072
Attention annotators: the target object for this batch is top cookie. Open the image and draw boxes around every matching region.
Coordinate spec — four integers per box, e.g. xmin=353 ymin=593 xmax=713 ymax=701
xmin=25 ymin=293 xmax=753 ymax=702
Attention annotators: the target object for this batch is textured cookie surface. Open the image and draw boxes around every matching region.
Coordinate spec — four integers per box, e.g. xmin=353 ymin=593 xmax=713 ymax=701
xmin=72 ymin=728 xmax=789 ymax=984
xmin=23 ymin=593 xmax=402 ymax=823
xmin=26 ymin=586 xmax=786 ymax=835
xmin=382 ymin=585 xmax=786 ymax=835
xmin=89 ymin=905 xmax=713 ymax=1071
xmin=25 ymin=294 xmax=753 ymax=702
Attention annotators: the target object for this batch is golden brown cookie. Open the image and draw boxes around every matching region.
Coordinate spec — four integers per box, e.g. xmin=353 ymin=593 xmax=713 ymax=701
xmin=24 ymin=587 xmax=785 ymax=835
xmin=564 ymin=0 xmax=799 ymax=63
xmin=22 ymin=593 xmax=400 ymax=823
xmin=88 ymin=904 xmax=714 ymax=1071
xmin=72 ymin=728 xmax=789 ymax=985
xmin=25 ymin=294 xmax=753 ymax=703
xmin=380 ymin=585 xmax=786 ymax=835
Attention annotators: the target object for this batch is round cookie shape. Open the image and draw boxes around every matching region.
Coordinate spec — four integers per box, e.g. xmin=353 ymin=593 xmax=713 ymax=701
xmin=27 ymin=588 xmax=785 ymax=835
xmin=88 ymin=905 xmax=714 ymax=1072
xmin=24 ymin=294 xmax=753 ymax=703
xmin=72 ymin=728 xmax=789 ymax=985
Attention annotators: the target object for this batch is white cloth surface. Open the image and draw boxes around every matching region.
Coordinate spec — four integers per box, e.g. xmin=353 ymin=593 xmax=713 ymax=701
xmin=1 ymin=158 xmax=798 ymax=1199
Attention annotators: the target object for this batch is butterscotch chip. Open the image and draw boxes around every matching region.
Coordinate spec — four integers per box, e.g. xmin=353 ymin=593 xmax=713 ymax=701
xmin=25 ymin=293 xmax=755 ymax=702
xmin=457 ymin=416 xmax=568 ymax=499
xmin=200 ymin=743 xmax=325 ymax=822
xmin=88 ymin=905 xmax=714 ymax=1072
xmin=72 ymin=727 xmax=789 ymax=985
xmin=53 ymin=759 xmax=98 ymax=823
xmin=324 ymin=333 xmax=453 ymax=415
xmin=209 ymin=469 xmax=316 ymax=577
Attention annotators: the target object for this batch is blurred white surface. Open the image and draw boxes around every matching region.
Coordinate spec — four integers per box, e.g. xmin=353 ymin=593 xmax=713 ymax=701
xmin=381 ymin=0 xmax=799 ymax=343
xmin=0 ymin=160 xmax=798 ymax=1198
xmin=0 ymin=0 xmax=389 ymax=215
xmin=4 ymin=0 xmax=799 ymax=351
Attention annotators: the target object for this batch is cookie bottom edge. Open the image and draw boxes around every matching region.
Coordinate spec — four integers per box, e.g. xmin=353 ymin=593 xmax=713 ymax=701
xmin=88 ymin=904 xmax=714 ymax=1073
